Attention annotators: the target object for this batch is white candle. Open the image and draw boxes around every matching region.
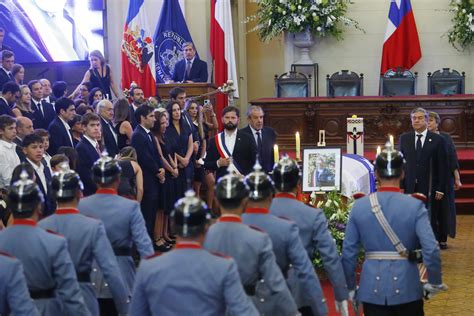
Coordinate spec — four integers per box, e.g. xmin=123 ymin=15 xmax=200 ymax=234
xmin=274 ymin=144 xmax=279 ymax=163
xmin=295 ymin=132 xmax=301 ymax=161
xmin=376 ymin=146 xmax=381 ymax=156
xmin=389 ymin=134 xmax=394 ymax=147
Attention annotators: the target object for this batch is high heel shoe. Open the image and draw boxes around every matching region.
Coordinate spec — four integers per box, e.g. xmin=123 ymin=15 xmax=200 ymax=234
xmin=154 ymin=237 xmax=172 ymax=252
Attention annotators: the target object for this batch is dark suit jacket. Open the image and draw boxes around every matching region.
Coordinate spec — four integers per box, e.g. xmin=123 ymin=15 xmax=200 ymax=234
xmin=31 ymin=100 xmax=55 ymax=130
xmin=100 ymin=117 xmax=119 ymax=158
xmin=128 ymin=104 xmax=138 ymax=130
xmin=75 ymin=137 xmax=100 ymax=196
xmin=399 ymin=131 xmax=447 ymax=197
xmin=204 ymin=130 xmax=257 ymax=180
xmin=240 ymin=125 xmax=277 ymax=173
xmin=47 ymin=117 xmax=74 ymax=155
xmin=171 ymin=58 xmax=208 ymax=83
xmin=23 ymin=158 xmax=55 ymax=217
xmin=0 ymin=68 xmax=13 ymax=90
xmin=0 ymin=97 xmax=13 ymax=117
xmin=131 ymin=125 xmax=162 ymax=198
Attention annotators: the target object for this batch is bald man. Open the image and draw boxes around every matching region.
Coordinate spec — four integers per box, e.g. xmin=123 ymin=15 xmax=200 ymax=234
xmin=14 ymin=117 xmax=33 ymax=146
xmin=97 ymin=99 xmax=118 ymax=157
xmin=39 ymin=79 xmax=55 ymax=105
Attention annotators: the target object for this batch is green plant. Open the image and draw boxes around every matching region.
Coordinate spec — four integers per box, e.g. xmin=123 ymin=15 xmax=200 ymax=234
xmin=447 ymin=0 xmax=474 ymax=50
xmin=245 ymin=0 xmax=363 ymax=42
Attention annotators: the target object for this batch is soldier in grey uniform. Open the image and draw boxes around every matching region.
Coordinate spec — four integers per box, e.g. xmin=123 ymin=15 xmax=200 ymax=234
xmin=0 ymin=169 xmax=89 ymax=315
xmin=130 ymin=190 xmax=259 ymax=316
xmin=0 ymin=252 xmax=39 ymax=315
xmin=242 ymin=163 xmax=328 ymax=316
xmin=342 ymin=142 xmax=447 ymax=315
xmin=38 ymin=163 xmax=130 ymax=315
xmin=78 ymin=154 xmax=154 ymax=315
xmin=270 ymin=156 xmax=349 ymax=316
xmin=204 ymin=172 xmax=298 ymax=315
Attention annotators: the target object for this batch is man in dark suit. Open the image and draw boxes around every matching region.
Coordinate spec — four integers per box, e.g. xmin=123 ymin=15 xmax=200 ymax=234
xmin=128 ymin=86 xmax=144 ymax=130
xmin=97 ymin=99 xmax=118 ymax=157
xmin=0 ymin=27 xmax=12 ymax=52
xmin=240 ymin=105 xmax=277 ymax=173
xmin=171 ymin=42 xmax=208 ymax=83
xmin=0 ymin=50 xmax=14 ymax=90
xmin=29 ymin=80 xmax=55 ymax=130
xmin=47 ymin=97 xmax=75 ymax=155
xmin=22 ymin=133 xmax=55 ymax=216
xmin=131 ymin=105 xmax=165 ymax=238
xmin=0 ymin=81 xmax=18 ymax=116
xmin=75 ymin=113 xmax=102 ymax=196
xmin=205 ymin=106 xmax=257 ymax=180
xmin=39 ymin=79 xmax=55 ymax=105
xmin=399 ymin=107 xmax=447 ymax=204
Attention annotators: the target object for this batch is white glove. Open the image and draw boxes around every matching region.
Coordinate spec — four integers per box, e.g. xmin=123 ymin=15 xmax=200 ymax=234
xmin=348 ymin=290 xmax=356 ymax=301
xmin=423 ymin=283 xmax=448 ymax=299
xmin=335 ymin=300 xmax=349 ymax=316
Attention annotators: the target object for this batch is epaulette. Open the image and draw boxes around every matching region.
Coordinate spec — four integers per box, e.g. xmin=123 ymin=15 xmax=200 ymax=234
xmin=46 ymin=229 xmax=64 ymax=237
xmin=210 ymin=251 xmax=231 ymax=259
xmin=352 ymin=192 xmax=366 ymax=200
xmin=145 ymin=253 xmax=162 ymax=260
xmin=0 ymin=251 xmax=15 ymax=258
xmin=411 ymin=193 xmax=427 ymax=203
xmin=249 ymin=225 xmax=266 ymax=233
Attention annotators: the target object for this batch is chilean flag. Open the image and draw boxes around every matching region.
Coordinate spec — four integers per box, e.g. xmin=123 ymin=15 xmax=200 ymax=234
xmin=380 ymin=0 xmax=421 ymax=74
xmin=210 ymin=0 xmax=239 ymax=129
xmin=121 ymin=0 xmax=156 ymax=98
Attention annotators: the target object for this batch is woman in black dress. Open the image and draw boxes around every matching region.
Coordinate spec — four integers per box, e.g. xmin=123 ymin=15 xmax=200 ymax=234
xmin=71 ymin=50 xmax=119 ymax=100
xmin=12 ymin=85 xmax=35 ymax=120
xmin=116 ymin=146 xmax=144 ymax=202
xmin=113 ymin=98 xmax=133 ymax=150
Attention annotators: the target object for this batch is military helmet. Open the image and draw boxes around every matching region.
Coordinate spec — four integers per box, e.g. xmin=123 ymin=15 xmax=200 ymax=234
xmin=91 ymin=153 xmax=121 ymax=185
xmin=272 ymin=155 xmax=300 ymax=192
xmin=8 ymin=170 xmax=44 ymax=214
xmin=244 ymin=162 xmax=275 ymax=201
xmin=52 ymin=163 xmax=83 ymax=200
xmin=172 ymin=190 xmax=210 ymax=237
xmin=374 ymin=141 xmax=405 ymax=178
xmin=215 ymin=172 xmax=248 ymax=203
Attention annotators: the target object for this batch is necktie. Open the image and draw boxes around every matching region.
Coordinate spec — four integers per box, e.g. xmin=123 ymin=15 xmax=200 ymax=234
xmin=256 ymin=131 xmax=263 ymax=157
xmin=185 ymin=60 xmax=192 ymax=80
xmin=95 ymin=143 xmax=101 ymax=155
xmin=148 ymin=132 xmax=154 ymax=143
xmin=416 ymin=134 xmax=423 ymax=161
xmin=8 ymin=72 xmax=13 ymax=80
xmin=37 ymin=102 xmax=44 ymax=118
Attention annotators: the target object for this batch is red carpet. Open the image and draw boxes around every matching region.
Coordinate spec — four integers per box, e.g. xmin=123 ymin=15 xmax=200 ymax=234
xmin=322 ymin=280 xmax=358 ymax=315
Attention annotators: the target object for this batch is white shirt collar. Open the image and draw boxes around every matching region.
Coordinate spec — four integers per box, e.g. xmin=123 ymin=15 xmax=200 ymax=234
xmin=249 ymin=125 xmax=261 ymax=134
xmin=26 ymin=157 xmax=43 ymax=170
xmin=0 ymin=66 xmax=10 ymax=75
xmin=140 ymin=124 xmax=151 ymax=134
xmin=0 ymin=139 xmax=14 ymax=149
xmin=186 ymin=57 xmax=195 ymax=64
xmin=415 ymin=129 xmax=427 ymax=137
xmin=83 ymin=134 xmax=99 ymax=148
xmin=224 ymin=128 xmax=238 ymax=137
xmin=59 ymin=116 xmax=70 ymax=130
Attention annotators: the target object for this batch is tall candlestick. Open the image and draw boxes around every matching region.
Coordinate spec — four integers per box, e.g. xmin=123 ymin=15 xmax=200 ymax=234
xmin=389 ymin=134 xmax=394 ymax=147
xmin=295 ymin=132 xmax=301 ymax=161
xmin=376 ymin=146 xmax=381 ymax=156
xmin=273 ymin=144 xmax=279 ymax=163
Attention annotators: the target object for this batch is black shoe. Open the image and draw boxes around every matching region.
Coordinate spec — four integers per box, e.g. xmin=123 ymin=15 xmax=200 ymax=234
xmin=154 ymin=238 xmax=172 ymax=252
xmin=439 ymin=242 xmax=448 ymax=250
xmin=163 ymin=237 xmax=176 ymax=244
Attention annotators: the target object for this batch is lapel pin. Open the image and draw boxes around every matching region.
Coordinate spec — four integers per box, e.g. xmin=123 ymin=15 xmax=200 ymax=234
xmin=429 ymin=139 xmax=432 ymax=142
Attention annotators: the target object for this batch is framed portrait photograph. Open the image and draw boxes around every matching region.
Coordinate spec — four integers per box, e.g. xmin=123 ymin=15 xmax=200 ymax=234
xmin=302 ymin=147 xmax=342 ymax=192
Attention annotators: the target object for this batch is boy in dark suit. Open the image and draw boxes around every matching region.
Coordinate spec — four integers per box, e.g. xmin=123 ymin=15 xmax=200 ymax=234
xmin=204 ymin=106 xmax=257 ymax=180
xmin=75 ymin=113 xmax=102 ymax=196
xmin=47 ymin=97 xmax=75 ymax=155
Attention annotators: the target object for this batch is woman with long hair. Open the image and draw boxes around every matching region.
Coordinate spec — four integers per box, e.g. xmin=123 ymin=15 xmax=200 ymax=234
xmin=11 ymin=64 xmax=24 ymax=85
xmin=113 ymin=98 xmax=133 ymax=149
xmin=151 ymin=110 xmax=178 ymax=251
xmin=88 ymin=87 xmax=104 ymax=107
xmin=12 ymin=85 xmax=35 ymax=120
xmin=116 ymin=146 xmax=144 ymax=203
xmin=71 ymin=50 xmax=119 ymax=99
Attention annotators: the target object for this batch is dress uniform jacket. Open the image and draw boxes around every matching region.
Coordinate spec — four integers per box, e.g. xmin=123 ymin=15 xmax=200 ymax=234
xmin=342 ymin=188 xmax=442 ymax=306
xmin=204 ymin=214 xmax=298 ymax=316
xmin=130 ymin=242 xmax=259 ymax=316
xmin=38 ymin=208 xmax=129 ymax=315
xmin=0 ymin=252 xmax=39 ymax=316
xmin=78 ymin=188 xmax=154 ymax=298
xmin=242 ymin=208 xmax=328 ymax=316
xmin=0 ymin=219 xmax=88 ymax=315
xmin=270 ymin=193 xmax=348 ymax=305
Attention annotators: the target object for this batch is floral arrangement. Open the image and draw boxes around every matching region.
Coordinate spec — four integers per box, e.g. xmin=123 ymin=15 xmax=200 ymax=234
xmin=310 ymin=190 xmax=363 ymax=269
xmin=447 ymin=0 xmax=474 ymax=50
xmin=246 ymin=0 xmax=362 ymax=42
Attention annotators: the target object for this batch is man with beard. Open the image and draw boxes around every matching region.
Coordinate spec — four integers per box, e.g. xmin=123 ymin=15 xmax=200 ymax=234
xmin=128 ymin=86 xmax=144 ymax=129
xmin=204 ymin=106 xmax=256 ymax=180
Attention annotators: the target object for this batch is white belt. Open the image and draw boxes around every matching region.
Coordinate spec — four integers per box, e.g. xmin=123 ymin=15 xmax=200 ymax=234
xmin=366 ymin=251 xmax=408 ymax=260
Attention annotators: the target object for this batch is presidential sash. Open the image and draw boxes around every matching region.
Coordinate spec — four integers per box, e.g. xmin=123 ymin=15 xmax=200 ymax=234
xmin=215 ymin=132 xmax=243 ymax=176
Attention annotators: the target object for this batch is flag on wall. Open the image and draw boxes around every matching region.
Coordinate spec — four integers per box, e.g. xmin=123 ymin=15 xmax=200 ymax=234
xmin=380 ymin=0 xmax=421 ymax=74
xmin=154 ymin=0 xmax=196 ymax=83
xmin=121 ymin=0 xmax=156 ymax=97
xmin=210 ymin=0 xmax=239 ymax=128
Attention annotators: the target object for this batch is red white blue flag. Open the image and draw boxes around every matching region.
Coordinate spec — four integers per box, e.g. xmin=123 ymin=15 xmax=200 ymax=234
xmin=210 ymin=0 xmax=239 ymax=129
xmin=121 ymin=0 xmax=156 ymax=97
xmin=380 ymin=0 xmax=421 ymax=74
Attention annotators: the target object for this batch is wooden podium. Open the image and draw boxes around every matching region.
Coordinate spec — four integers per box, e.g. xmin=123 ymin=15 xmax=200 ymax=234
xmin=157 ymin=83 xmax=217 ymax=100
